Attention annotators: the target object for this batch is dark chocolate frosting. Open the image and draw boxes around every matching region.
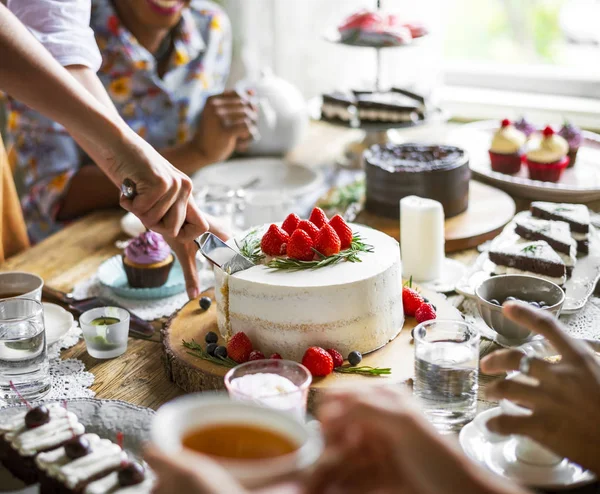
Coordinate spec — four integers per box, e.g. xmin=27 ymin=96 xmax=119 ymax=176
xmin=364 ymin=143 xmax=470 ymax=219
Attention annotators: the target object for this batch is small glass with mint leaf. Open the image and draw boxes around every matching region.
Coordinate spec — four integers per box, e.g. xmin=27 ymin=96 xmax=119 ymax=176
xmin=80 ymin=307 xmax=130 ymax=359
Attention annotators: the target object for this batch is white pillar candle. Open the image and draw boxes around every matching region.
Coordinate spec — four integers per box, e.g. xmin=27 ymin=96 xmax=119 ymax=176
xmin=400 ymin=196 xmax=445 ymax=282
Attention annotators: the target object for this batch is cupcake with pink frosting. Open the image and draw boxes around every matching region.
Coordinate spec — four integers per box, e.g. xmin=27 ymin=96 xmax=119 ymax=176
xmin=123 ymin=231 xmax=174 ymax=288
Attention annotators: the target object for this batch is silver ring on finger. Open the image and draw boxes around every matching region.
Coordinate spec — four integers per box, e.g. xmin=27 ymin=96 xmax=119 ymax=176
xmin=518 ymin=354 xmax=533 ymax=376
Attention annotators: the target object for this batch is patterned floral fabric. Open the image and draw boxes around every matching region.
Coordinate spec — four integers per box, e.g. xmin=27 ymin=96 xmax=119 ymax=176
xmin=4 ymin=0 xmax=231 ymax=243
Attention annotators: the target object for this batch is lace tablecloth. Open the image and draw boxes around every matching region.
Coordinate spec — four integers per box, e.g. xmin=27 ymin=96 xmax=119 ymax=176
xmin=0 ymin=324 xmax=95 ymax=407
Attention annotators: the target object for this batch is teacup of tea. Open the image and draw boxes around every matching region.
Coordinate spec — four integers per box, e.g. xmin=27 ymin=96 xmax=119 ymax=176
xmin=152 ymin=394 xmax=322 ymax=487
xmin=0 ymin=272 xmax=44 ymax=302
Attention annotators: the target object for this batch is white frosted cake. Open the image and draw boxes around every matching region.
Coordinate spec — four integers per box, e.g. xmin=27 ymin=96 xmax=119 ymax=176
xmin=214 ymin=223 xmax=404 ymax=361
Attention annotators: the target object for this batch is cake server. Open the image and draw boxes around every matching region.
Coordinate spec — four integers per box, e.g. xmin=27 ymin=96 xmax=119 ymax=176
xmin=195 ymin=232 xmax=254 ymax=274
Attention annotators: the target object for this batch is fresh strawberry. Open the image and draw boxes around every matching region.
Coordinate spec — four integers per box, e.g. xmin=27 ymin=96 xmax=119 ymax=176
xmin=325 ymin=348 xmax=344 ymax=368
xmin=287 ymin=229 xmax=315 ymax=261
xmin=415 ymin=303 xmax=437 ymax=324
xmin=270 ymin=353 xmax=282 ymax=360
xmin=315 ymin=224 xmax=341 ymax=257
xmin=402 ymin=286 xmax=424 ymax=317
xmin=301 ymin=347 xmax=334 ymax=377
xmin=309 ymin=207 xmax=328 ymax=228
xmin=248 ymin=350 xmax=265 ymax=361
xmin=297 ymin=220 xmax=320 ymax=241
xmin=227 ymin=332 xmax=253 ymax=363
xmin=281 ymin=213 xmax=301 ymax=235
xmin=260 ymin=224 xmax=289 ymax=256
xmin=328 ymin=215 xmax=353 ymax=250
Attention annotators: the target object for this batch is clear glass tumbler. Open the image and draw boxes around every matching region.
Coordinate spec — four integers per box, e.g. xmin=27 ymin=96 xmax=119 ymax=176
xmin=413 ymin=320 xmax=480 ymax=433
xmin=0 ymin=298 xmax=50 ymax=402
xmin=224 ymin=360 xmax=312 ymax=421
xmin=80 ymin=307 xmax=130 ymax=359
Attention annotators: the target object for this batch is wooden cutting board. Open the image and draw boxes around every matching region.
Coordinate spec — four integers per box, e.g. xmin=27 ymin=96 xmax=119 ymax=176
xmin=161 ymin=288 xmax=461 ymax=411
xmin=357 ymin=180 xmax=516 ymax=252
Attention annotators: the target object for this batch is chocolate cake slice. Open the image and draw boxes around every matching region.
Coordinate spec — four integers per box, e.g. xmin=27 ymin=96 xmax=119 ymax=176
xmin=321 ymin=91 xmax=356 ymax=123
xmin=488 ymin=240 xmax=566 ymax=286
xmin=514 ymin=216 xmax=577 ymax=276
xmin=354 ymin=91 xmax=421 ymax=123
xmin=530 ymin=202 xmax=590 ymax=254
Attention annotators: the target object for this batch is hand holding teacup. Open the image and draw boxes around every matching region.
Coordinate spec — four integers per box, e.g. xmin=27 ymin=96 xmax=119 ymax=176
xmin=482 ymin=302 xmax=600 ymax=475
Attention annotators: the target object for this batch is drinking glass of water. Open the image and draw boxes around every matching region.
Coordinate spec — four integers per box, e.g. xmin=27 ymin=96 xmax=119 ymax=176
xmin=413 ymin=320 xmax=479 ymax=433
xmin=0 ymin=298 xmax=50 ymax=403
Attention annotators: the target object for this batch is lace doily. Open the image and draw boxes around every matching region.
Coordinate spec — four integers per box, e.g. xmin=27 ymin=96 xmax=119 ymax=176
xmin=72 ymin=270 xmax=215 ymax=321
xmin=461 ymin=296 xmax=600 ymax=346
xmin=0 ymin=324 xmax=95 ymax=407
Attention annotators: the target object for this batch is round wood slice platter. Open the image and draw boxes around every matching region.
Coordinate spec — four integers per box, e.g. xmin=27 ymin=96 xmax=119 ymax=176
xmin=162 ymin=287 xmax=462 ymax=412
xmin=357 ymin=180 xmax=516 ymax=252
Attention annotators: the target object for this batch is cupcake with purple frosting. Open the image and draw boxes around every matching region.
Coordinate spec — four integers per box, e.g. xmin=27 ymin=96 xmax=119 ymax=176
xmin=558 ymin=121 xmax=583 ymax=168
xmin=123 ymin=231 xmax=174 ymax=288
xmin=514 ymin=116 xmax=537 ymax=138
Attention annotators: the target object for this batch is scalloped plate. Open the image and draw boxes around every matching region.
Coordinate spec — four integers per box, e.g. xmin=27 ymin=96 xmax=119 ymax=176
xmin=455 ymin=212 xmax=600 ymax=314
xmin=97 ymin=255 xmax=188 ymax=300
xmin=450 ymin=121 xmax=600 ymax=202
xmin=0 ymin=398 xmax=154 ymax=493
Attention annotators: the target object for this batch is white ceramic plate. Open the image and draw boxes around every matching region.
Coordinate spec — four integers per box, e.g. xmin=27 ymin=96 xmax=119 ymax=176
xmin=0 ymin=398 xmax=155 ymax=493
xmin=417 ymin=258 xmax=468 ymax=294
xmin=460 ymin=408 xmax=595 ymax=490
xmin=192 ymin=158 xmax=322 ymax=198
xmin=449 ymin=121 xmax=600 ymax=202
xmin=43 ymin=302 xmax=74 ymax=346
xmin=456 ymin=212 xmax=600 ymax=314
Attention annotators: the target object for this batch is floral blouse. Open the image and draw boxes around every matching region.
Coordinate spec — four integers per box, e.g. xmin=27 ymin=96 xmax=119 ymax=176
xmin=4 ymin=0 xmax=231 ymax=243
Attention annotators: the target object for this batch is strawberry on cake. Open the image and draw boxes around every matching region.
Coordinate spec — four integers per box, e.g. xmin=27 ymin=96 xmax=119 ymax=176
xmin=214 ymin=209 xmax=404 ymax=362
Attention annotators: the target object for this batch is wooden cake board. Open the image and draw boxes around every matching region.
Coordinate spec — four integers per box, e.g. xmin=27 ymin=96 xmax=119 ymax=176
xmin=357 ymin=180 xmax=516 ymax=252
xmin=162 ymin=288 xmax=462 ymax=412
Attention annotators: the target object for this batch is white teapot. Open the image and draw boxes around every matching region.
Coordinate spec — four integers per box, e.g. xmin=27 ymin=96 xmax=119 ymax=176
xmin=243 ymin=69 xmax=308 ymax=156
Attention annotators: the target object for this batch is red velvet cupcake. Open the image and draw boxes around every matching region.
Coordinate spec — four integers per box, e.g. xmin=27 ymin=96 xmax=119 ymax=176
xmin=525 ymin=126 xmax=570 ymax=182
xmin=489 ymin=119 xmax=526 ymax=174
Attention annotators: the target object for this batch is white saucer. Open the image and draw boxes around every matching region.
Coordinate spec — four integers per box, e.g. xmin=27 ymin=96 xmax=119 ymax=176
xmin=460 ymin=408 xmax=596 ymax=490
xmin=415 ymin=258 xmax=467 ymax=294
xmin=43 ymin=303 xmax=74 ymax=346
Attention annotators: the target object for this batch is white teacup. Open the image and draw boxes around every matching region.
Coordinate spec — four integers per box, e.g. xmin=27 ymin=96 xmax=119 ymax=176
xmin=0 ymin=272 xmax=44 ymax=302
xmin=152 ymin=393 xmax=322 ymax=488
xmin=499 ymin=373 xmax=562 ymax=466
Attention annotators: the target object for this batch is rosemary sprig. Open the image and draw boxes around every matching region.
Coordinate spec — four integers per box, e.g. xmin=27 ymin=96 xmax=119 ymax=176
xmin=521 ymin=244 xmax=542 ymax=254
xmin=235 ymin=229 xmax=265 ymax=264
xmin=334 ymin=365 xmax=392 ymax=376
xmin=318 ymin=179 xmax=365 ymax=213
xmin=267 ymin=235 xmax=373 ymax=271
xmin=182 ymin=339 xmax=237 ymax=368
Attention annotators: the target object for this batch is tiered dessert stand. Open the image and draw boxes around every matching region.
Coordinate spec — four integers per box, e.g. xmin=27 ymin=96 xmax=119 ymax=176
xmin=317 ymin=0 xmax=445 ymax=168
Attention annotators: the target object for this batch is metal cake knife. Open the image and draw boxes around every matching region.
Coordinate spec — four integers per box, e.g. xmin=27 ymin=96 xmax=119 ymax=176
xmin=195 ymin=232 xmax=254 ymax=274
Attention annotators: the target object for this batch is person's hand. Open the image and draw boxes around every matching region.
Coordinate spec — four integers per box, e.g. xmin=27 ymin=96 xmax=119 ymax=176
xmin=482 ymin=302 xmax=600 ymax=475
xmin=109 ymin=126 xmax=207 ymax=240
xmin=145 ymin=447 xmax=246 ymax=494
xmin=309 ymin=387 xmax=527 ymax=494
xmin=190 ymin=90 xmax=258 ymax=163
xmin=145 ymin=447 xmax=302 ymax=494
xmin=165 ymin=212 xmax=230 ymax=299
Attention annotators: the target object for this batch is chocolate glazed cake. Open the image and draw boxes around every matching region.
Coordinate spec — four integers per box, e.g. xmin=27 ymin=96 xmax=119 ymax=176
xmin=364 ymin=143 xmax=470 ymax=219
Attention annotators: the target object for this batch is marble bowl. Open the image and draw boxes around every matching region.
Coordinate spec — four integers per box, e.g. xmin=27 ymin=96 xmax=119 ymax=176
xmin=475 ymin=275 xmax=565 ymax=342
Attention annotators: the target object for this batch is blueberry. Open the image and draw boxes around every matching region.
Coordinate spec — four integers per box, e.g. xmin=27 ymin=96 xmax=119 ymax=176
xmin=489 ymin=299 xmax=500 ymax=306
xmin=199 ymin=297 xmax=212 ymax=311
xmin=64 ymin=436 xmax=91 ymax=459
xmin=411 ymin=328 xmax=415 ymax=339
xmin=422 ymin=297 xmax=430 ymax=304
xmin=539 ymin=301 xmax=547 ymax=308
xmin=505 ymin=296 xmax=516 ymax=302
xmin=206 ymin=343 xmax=218 ymax=357
xmin=214 ymin=346 xmax=228 ymax=359
xmin=529 ymin=301 xmax=540 ymax=308
xmin=205 ymin=331 xmax=218 ymax=344
xmin=25 ymin=405 xmax=50 ymax=429
xmin=348 ymin=351 xmax=362 ymax=366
